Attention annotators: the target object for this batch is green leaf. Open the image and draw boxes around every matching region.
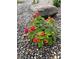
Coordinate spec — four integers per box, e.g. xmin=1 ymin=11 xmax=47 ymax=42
xmin=38 ymin=41 xmax=43 ymax=48
xmin=53 ymin=0 xmax=61 ymax=7
xmin=48 ymin=37 xmax=53 ymax=45
xmin=45 ymin=29 xmax=51 ymax=35
xmin=31 ymin=42 xmax=35 ymax=46
xmin=37 ymin=35 xmax=45 ymax=40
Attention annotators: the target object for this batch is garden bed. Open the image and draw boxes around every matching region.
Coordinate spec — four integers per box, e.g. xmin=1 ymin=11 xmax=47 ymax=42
xmin=17 ymin=1 xmax=61 ymax=59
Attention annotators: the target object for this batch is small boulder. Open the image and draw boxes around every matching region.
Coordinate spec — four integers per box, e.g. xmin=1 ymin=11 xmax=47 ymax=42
xmin=30 ymin=3 xmax=58 ymax=17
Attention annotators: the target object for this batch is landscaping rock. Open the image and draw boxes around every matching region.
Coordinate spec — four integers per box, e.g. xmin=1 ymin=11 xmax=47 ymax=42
xmin=30 ymin=3 xmax=58 ymax=16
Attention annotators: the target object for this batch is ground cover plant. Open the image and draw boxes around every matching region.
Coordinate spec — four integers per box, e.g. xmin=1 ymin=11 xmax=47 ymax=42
xmin=24 ymin=11 xmax=58 ymax=48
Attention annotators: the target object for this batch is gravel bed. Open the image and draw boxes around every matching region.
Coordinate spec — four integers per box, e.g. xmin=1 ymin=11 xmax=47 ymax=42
xmin=17 ymin=1 xmax=61 ymax=59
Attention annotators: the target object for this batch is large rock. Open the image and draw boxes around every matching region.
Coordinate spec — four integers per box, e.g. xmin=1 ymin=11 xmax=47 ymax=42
xmin=30 ymin=3 xmax=58 ymax=17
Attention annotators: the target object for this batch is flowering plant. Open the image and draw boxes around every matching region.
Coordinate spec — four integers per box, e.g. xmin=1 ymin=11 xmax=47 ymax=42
xmin=26 ymin=12 xmax=57 ymax=48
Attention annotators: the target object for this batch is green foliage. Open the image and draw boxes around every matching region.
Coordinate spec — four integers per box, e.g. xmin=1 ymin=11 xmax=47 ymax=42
xmin=27 ymin=16 xmax=58 ymax=48
xmin=53 ymin=0 xmax=61 ymax=7
xmin=38 ymin=41 xmax=43 ymax=48
xmin=17 ymin=0 xmax=24 ymax=3
xmin=32 ymin=0 xmax=39 ymax=4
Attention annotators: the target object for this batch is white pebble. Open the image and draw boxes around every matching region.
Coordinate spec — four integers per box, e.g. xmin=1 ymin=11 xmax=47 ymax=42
xmin=34 ymin=56 xmax=36 ymax=59
xmin=37 ymin=49 xmax=38 ymax=50
xmin=54 ymin=52 xmax=56 ymax=55
xmin=54 ymin=55 xmax=57 ymax=59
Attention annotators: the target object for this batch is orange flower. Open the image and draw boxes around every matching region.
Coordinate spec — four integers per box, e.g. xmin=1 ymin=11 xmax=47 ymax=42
xmin=44 ymin=39 xmax=48 ymax=43
xmin=40 ymin=31 xmax=45 ymax=36
xmin=37 ymin=39 xmax=41 ymax=42
xmin=33 ymin=38 xmax=40 ymax=43
xmin=29 ymin=29 xmax=33 ymax=32
xmin=37 ymin=31 xmax=45 ymax=36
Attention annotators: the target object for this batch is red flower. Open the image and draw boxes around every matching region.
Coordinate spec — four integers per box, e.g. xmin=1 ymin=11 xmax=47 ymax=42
xmin=40 ymin=31 xmax=45 ymax=36
xmin=24 ymin=27 xmax=28 ymax=33
xmin=45 ymin=18 xmax=49 ymax=21
xmin=33 ymin=38 xmax=39 ymax=43
xmin=45 ymin=16 xmax=51 ymax=21
xmin=30 ymin=26 xmax=36 ymax=31
xmin=28 ymin=26 xmax=36 ymax=32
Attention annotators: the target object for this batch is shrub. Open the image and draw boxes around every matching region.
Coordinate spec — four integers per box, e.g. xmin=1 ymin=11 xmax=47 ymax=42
xmin=26 ymin=12 xmax=58 ymax=48
xmin=53 ymin=0 xmax=61 ymax=7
